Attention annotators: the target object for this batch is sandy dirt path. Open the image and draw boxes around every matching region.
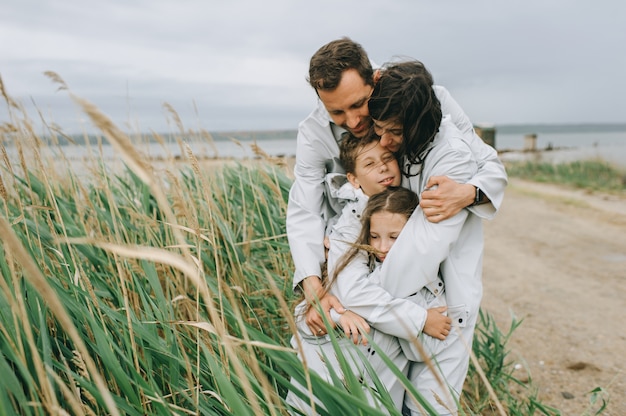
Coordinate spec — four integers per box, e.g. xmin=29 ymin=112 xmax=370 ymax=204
xmin=481 ymin=178 xmax=626 ymax=415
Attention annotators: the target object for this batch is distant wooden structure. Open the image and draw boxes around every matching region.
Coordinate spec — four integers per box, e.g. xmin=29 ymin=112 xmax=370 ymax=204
xmin=474 ymin=124 xmax=496 ymax=148
xmin=524 ymin=133 xmax=538 ymax=151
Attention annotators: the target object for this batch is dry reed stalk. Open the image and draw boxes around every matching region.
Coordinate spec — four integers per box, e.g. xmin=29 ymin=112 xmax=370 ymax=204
xmin=0 ymin=173 xmax=6 ymax=202
xmin=0 ymin=216 xmax=121 ymax=415
xmin=70 ymin=350 xmax=98 ymax=410
xmin=166 ymin=169 xmax=199 ymax=235
xmin=163 ymin=103 xmax=185 ymax=133
xmin=0 ymin=143 xmax=14 ymax=174
xmin=43 ymin=71 xmax=69 ymax=91
xmin=47 ymin=368 xmax=88 ymax=416
xmin=16 ymin=140 xmax=29 ymax=187
xmin=0 ymin=74 xmax=18 ymax=109
xmin=185 ymin=142 xmax=201 ymax=178
xmin=54 ymin=350 xmax=96 ymax=416
xmin=200 ymin=129 xmax=219 ymax=158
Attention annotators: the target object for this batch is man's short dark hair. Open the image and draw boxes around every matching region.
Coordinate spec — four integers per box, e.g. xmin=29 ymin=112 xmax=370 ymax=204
xmin=308 ymin=37 xmax=374 ymax=92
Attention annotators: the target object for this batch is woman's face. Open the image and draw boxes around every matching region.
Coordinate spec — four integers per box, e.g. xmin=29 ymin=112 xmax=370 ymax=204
xmin=373 ymin=119 xmax=403 ymax=153
xmin=368 ymin=211 xmax=407 ymax=262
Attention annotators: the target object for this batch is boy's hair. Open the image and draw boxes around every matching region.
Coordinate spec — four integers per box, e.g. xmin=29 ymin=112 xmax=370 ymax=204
xmin=308 ymin=37 xmax=374 ymax=92
xmin=368 ymin=60 xmax=442 ymax=172
xmin=330 ymin=186 xmax=419 ymax=287
xmin=339 ymin=128 xmax=379 ymax=175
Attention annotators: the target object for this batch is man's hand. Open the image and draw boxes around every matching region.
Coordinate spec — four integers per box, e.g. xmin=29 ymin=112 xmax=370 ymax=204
xmin=302 ymin=275 xmax=345 ymax=335
xmin=423 ymin=306 xmax=452 ymax=340
xmin=420 ymin=176 xmax=475 ymax=223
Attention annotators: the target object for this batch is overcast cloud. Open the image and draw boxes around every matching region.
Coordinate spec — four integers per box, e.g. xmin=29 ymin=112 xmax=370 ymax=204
xmin=2 ymin=0 xmax=625 ymax=134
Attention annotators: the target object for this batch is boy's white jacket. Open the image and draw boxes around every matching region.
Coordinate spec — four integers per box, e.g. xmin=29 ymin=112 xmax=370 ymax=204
xmin=324 ymin=173 xmax=368 ymax=242
xmin=287 ymin=85 xmax=508 ymax=290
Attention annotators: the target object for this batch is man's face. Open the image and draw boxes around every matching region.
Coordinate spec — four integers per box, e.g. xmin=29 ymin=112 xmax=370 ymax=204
xmin=373 ymin=119 xmax=403 ymax=153
xmin=347 ymin=141 xmax=401 ymax=197
xmin=317 ymin=69 xmax=373 ymax=138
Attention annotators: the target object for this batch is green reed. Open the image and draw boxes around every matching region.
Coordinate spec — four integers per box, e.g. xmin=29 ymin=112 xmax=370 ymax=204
xmin=0 ymin=76 xmax=565 ymax=415
xmin=505 ymin=159 xmax=626 ymax=193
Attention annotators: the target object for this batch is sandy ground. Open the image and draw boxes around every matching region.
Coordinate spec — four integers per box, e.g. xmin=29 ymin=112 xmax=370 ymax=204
xmin=480 ymin=178 xmax=626 ymax=415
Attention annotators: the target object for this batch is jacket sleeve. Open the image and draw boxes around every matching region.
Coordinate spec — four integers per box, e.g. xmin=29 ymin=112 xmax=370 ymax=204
xmin=327 ymin=235 xmax=428 ymax=340
xmin=287 ymin=122 xmax=334 ymax=290
xmin=436 ymin=86 xmax=508 ymax=219
xmin=380 ymin=136 xmax=477 ymax=298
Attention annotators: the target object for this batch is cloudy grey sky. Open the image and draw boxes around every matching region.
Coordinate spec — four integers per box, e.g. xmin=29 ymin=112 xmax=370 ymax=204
xmin=2 ymin=0 xmax=625 ymax=134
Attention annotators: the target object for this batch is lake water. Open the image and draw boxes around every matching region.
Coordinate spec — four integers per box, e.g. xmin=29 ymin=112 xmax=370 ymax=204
xmin=4 ymin=124 xmax=626 ymax=170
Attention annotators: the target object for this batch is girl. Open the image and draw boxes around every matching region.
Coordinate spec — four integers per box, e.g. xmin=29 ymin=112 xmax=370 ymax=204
xmin=287 ymin=186 xmax=448 ymax=415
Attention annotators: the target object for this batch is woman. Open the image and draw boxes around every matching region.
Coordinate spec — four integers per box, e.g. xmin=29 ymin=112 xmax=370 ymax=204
xmin=368 ymin=60 xmax=486 ymax=415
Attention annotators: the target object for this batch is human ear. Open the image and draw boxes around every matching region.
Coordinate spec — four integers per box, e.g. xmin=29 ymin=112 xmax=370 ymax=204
xmin=347 ymin=172 xmax=360 ymax=189
xmin=373 ymin=69 xmax=381 ymax=84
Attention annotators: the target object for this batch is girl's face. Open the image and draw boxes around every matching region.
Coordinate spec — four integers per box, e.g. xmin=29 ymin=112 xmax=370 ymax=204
xmin=369 ymin=211 xmax=408 ymax=262
xmin=373 ymin=119 xmax=403 ymax=153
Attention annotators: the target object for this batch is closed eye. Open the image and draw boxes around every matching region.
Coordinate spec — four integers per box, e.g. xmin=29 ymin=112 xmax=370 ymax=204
xmin=352 ymin=98 xmax=367 ymax=109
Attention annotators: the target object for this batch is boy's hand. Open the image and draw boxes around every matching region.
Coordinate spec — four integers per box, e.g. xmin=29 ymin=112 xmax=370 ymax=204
xmin=420 ymin=176 xmax=475 ymax=223
xmin=423 ymin=306 xmax=452 ymax=340
xmin=338 ymin=310 xmax=370 ymax=346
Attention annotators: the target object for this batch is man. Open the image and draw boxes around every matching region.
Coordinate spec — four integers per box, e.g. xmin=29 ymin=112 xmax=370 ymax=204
xmin=287 ymin=37 xmax=507 ymax=335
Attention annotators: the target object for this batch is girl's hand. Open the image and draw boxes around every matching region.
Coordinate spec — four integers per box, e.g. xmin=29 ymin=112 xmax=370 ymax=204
xmin=423 ymin=306 xmax=452 ymax=340
xmin=338 ymin=310 xmax=370 ymax=346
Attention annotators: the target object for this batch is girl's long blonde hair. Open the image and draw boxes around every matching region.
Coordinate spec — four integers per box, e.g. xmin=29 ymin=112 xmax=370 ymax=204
xmin=328 ymin=186 xmax=419 ymax=292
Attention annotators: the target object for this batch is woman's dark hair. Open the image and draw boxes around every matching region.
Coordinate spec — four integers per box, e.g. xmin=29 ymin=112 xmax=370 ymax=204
xmin=368 ymin=60 xmax=442 ymax=175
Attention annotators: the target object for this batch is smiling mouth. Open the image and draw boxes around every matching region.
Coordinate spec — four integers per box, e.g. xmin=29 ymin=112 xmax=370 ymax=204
xmin=379 ymin=177 xmax=395 ymax=186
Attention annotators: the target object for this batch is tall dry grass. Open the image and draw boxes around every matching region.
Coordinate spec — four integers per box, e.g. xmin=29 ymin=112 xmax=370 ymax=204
xmin=0 ymin=73 xmax=567 ymax=415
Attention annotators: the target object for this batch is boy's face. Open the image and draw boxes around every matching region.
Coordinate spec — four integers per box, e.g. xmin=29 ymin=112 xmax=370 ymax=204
xmin=347 ymin=141 xmax=401 ymax=196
